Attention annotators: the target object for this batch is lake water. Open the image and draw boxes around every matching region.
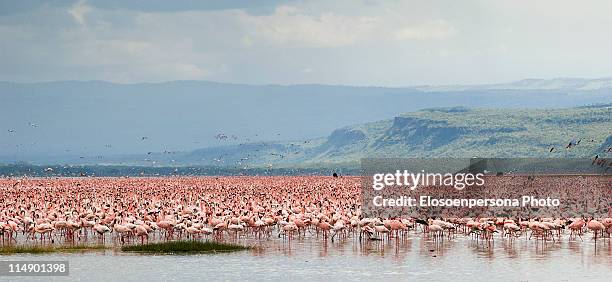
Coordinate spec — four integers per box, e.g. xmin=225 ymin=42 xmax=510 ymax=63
xmin=1 ymin=234 xmax=610 ymax=281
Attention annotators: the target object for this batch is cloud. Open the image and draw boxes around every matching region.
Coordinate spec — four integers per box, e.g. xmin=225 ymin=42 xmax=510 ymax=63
xmin=3 ymin=1 xmax=612 ymax=85
xmin=68 ymin=0 xmax=92 ymax=25
xmin=55 ymin=31 xmax=212 ymax=82
xmin=239 ymin=6 xmax=379 ymax=48
xmin=0 ymin=0 xmax=288 ymax=16
xmin=393 ymin=20 xmax=454 ymax=40
xmin=1 ymin=2 xmax=461 ymax=84
xmin=237 ymin=5 xmax=454 ymax=48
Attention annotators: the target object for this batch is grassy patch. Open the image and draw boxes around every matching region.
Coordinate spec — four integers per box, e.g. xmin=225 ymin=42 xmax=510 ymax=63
xmin=0 ymin=245 xmax=108 ymax=254
xmin=121 ymin=240 xmax=249 ymax=253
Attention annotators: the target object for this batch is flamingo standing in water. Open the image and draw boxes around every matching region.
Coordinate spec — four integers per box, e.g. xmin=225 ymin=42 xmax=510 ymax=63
xmin=157 ymin=219 xmax=175 ymax=240
xmin=428 ymin=224 xmax=444 ymax=240
xmin=374 ymin=224 xmax=390 ymax=241
xmin=503 ymin=222 xmax=521 ymax=239
xmin=93 ymin=223 xmax=111 ymax=242
xmin=113 ymin=221 xmax=132 ymax=244
xmin=33 ymin=223 xmax=54 ymax=242
xmin=228 ymin=221 xmax=245 ymax=239
xmin=330 ymin=220 xmax=346 ymax=242
xmin=601 ymin=218 xmax=612 ymax=238
xmin=134 ymin=225 xmax=149 ymax=244
xmin=587 ymin=219 xmax=605 ymax=241
xmin=567 ymin=218 xmax=585 ymax=240
xmin=279 ymin=223 xmax=298 ymax=240
xmin=317 ymin=221 xmax=332 ymax=240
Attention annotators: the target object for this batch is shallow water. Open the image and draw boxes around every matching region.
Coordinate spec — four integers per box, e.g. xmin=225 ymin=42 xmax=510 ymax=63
xmin=1 ymin=234 xmax=611 ymax=281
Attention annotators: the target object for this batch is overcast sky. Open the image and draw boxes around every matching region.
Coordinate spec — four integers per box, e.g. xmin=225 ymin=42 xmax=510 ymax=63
xmin=1 ymin=0 xmax=612 ymax=86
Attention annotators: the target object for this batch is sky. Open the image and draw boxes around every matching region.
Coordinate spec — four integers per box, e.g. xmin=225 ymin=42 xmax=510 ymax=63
xmin=1 ymin=0 xmax=612 ymax=86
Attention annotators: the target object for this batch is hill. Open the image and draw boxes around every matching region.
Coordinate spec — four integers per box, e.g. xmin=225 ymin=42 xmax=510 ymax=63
xmin=2 ymin=78 xmax=612 ymax=162
xmin=303 ymin=104 xmax=611 ymax=163
xmin=98 ymin=104 xmax=611 ymax=168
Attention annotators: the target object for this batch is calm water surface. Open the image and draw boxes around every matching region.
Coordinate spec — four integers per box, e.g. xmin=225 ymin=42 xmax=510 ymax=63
xmin=1 ymin=235 xmax=610 ymax=281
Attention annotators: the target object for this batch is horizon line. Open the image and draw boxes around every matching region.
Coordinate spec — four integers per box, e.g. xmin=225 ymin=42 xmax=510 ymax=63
xmin=2 ymin=76 xmax=612 ymax=89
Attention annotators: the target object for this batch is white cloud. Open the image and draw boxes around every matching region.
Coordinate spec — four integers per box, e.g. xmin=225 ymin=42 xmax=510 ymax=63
xmin=236 ymin=6 xmax=454 ymax=48
xmin=56 ymin=30 xmax=213 ymax=82
xmin=240 ymin=6 xmax=380 ymax=48
xmin=393 ymin=20 xmax=454 ymax=40
xmin=3 ymin=0 xmax=612 ymax=85
xmin=68 ymin=0 xmax=92 ymax=25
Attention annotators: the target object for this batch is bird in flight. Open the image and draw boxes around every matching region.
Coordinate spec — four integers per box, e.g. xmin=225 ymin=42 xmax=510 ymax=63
xmin=270 ymin=153 xmax=285 ymax=158
xmin=566 ymin=139 xmax=580 ymax=149
xmin=215 ymin=134 xmax=228 ymax=140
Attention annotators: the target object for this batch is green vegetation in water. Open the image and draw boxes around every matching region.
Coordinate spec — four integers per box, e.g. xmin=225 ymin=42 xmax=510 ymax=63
xmin=0 ymin=245 xmax=108 ymax=254
xmin=121 ymin=240 xmax=249 ymax=253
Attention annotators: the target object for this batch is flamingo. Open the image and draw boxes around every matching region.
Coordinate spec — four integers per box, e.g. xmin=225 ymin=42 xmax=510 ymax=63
xmin=587 ymin=219 xmax=605 ymax=241
xmin=93 ymin=223 xmax=111 ymax=242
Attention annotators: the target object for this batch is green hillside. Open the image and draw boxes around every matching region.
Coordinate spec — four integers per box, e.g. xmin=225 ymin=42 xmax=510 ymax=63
xmin=300 ymin=105 xmax=611 ymax=164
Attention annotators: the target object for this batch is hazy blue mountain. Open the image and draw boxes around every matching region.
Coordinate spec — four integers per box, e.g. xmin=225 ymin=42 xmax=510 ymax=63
xmin=1 ymin=79 xmax=611 ymax=163
xmin=414 ymin=77 xmax=612 ymax=91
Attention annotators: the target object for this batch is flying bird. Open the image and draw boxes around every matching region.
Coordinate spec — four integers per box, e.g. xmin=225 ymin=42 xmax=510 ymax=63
xmin=592 ymin=155 xmax=599 ymax=165
xmin=215 ymin=134 xmax=228 ymax=140
xmin=566 ymin=139 xmax=579 ymax=149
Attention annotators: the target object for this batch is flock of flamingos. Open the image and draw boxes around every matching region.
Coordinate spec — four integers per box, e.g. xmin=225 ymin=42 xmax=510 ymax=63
xmin=0 ymin=176 xmax=611 ymax=249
